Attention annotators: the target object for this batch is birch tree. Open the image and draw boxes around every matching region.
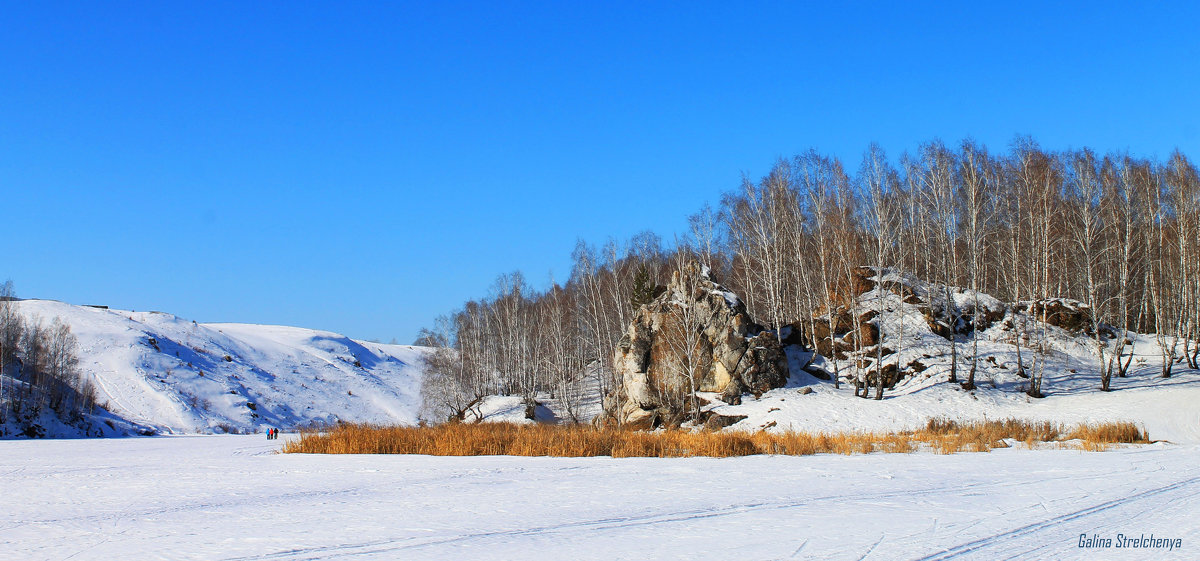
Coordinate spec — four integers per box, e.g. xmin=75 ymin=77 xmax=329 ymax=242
xmin=798 ymin=150 xmax=846 ymax=388
xmin=1102 ymin=156 xmax=1138 ymax=378
xmin=1165 ymin=151 xmax=1200 ymax=369
xmin=1067 ymin=149 xmax=1114 ymax=389
xmin=919 ymin=140 xmax=962 ymax=385
xmin=860 ymin=143 xmax=897 ymax=399
xmin=722 ymin=160 xmax=792 ymax=339
xmin=959 ymin=140 xmax=994 ymax=390
xmin=1013 ymin=139 xmax=1059 ymax=397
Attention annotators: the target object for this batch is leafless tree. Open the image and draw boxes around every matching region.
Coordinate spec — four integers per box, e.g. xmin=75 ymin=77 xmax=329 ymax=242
xmin=688 ymin=203 xmax=721 ymax=269
xmin=46 ymin=318 xmax=90 ymax=414
xmin=1165 ymin=151 xmax=1200 ymax=369
xmin=1064 ymin=149 xmax=1112 ymax=389
xmin=722 ymin=160 xmax=792 ymax=339
xmin=860 ymin=143 xmax=897 ymax=399
xmin=0 ymin=281 xmax=20 ymax=418
xmin=994 ymin=147 xmax=1031 ymax=378
xmin=959 ymin=139 xmax=995 ymax=390
xmin=659 ymin=257 xmax=708 ymax=423
xmin=919 ymin=140 xmax=963 ymax=385
xmin=489 ymin=272 xmax=542 ymax=414
xmin=1019 ymin=141 xmax=1062 ymax=397
xmin=798 ymin=150 xmax=847 ymax=389
xmin=418 ymin=314 xmax=488 ymax=422
xmin=1102 ymin=156 xmax=1137 ymax=379
xmin=571 ymin=240 xmax=620 ymax=396
xmin=537 ymin=282 xmax=588 ymax=423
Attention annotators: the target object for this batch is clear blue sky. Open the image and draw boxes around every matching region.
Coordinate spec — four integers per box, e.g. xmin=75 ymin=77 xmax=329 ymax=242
xmin=2 ymin=2 xmax=1197 ymax=343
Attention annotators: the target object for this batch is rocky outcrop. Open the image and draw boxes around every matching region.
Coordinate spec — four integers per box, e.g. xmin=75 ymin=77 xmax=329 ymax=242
xmin=1013 ymin=298 xmax=1095 ymax=335
xmin=604 ymin=263 xmax=789 ymax=429
xmin=799 ymin=267 xmax=1011 ymax=388
xmin=804 ymin=312 xmax=880 ymax=359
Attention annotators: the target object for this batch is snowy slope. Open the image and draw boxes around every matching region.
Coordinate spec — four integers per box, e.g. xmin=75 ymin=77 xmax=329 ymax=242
xmin=707 ymin=271 xmax=1200 ymax=444
xmin=11 ymin=300 xmax=429 ymax=434
xmin=710 ymin=352 xmax=1200 ymax=444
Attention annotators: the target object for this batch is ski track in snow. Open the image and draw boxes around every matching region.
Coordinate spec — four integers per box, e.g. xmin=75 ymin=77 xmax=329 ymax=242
xmin=911 ymin=476 xmax=1200 ymax=561
xmin=3 ymin=436 xmax=1198 ymax=561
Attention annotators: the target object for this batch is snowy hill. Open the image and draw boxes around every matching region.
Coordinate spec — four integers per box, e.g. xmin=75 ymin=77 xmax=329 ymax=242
xmin=11 ymin=299 xmax=429 ymax=435
xmin=707 ymin=269 xmax=1200 ymax=444
xmin=709 ymin=345 xmax=1200 ymax=444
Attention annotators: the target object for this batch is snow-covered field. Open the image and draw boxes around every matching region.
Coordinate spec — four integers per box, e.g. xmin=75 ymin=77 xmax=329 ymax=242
xmin=2 ymin=435 xmax=1198 ymax=560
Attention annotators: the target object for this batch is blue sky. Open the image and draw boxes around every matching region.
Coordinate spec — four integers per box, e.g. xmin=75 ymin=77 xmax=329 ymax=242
xmin=2 ymin=2 xmax=1197 ymax=343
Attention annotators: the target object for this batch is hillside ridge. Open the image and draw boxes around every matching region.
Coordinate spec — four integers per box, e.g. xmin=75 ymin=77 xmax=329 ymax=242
xmin=6 ymin=299 xmax=428 ymax=436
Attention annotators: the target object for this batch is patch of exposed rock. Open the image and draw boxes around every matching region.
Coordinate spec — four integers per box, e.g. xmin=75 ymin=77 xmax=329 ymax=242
xmin=798 ymin=267 xmax=1013 ymax=387
xmin=604 ymin=262 xmax=789 ymax=429
xmin=1012 ymin=298 xmax=1097 ymax=335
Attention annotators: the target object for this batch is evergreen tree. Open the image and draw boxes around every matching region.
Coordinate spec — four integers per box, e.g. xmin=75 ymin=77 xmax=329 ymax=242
xmin=630 ymin=266 xmax=657 ymax=309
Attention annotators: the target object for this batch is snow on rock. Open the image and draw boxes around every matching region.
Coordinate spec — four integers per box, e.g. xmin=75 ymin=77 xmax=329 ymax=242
xmin=801 ymin=267 xmax=1116 ymax=387
xmin=10 ymin=299 xmax=429 ymax=436
xmin=0 ymin=404 xmax=147 ymax=439
xmin=605 ymin=262 xmax=788 ymax=429
xmin=697 ymin=267 xmax=1200 ymax=443
xmin=714 ymin=324 xmax=1200 ymax=444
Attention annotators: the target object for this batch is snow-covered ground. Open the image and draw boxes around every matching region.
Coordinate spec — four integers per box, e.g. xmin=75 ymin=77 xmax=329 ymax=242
xmin=702 ymin=272 xmax=1200 ymax=445
xmin=2 ymin=435 xmax=1197 ymax=560
xmin=9 ymin=300 xmax=428 ymax=435
xmin=711 ymin=343 xmax=1200 ymax=445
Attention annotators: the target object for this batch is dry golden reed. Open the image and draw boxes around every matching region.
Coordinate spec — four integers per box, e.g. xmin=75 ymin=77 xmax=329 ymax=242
xmin=281 ymin=418 xmax=1148 ymax=458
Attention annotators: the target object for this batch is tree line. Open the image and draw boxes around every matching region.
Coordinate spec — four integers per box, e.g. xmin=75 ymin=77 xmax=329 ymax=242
xmin=418 ymin=137 xmax=1200 ymax=422
xmin=0 ymin=281 xmax=98 ymax=435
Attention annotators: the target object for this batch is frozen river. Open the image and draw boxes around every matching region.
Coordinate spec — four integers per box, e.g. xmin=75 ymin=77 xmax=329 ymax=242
xmin=3 ymin=435 xmax=1198 ymax=560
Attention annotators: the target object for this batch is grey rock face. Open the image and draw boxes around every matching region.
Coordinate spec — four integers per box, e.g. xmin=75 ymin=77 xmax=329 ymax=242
xmin=604 ymin=262 xmax=789 ymax=429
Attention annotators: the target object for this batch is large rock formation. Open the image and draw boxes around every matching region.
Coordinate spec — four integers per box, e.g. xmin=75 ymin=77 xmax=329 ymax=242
xmin=604 ymin=262 xmax=789 ymax=429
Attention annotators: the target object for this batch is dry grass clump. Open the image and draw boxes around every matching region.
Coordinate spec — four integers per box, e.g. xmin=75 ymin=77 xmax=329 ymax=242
xmin=919 ymin=418 xmax=1058 ymax=453
xmin=917 ymin=418 xmax=1148 ymax=452
xmin=281 ymin=418 xmax=1148 ymax=458
xmin=1065 ymin=422 xmax=1149 ymax=451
